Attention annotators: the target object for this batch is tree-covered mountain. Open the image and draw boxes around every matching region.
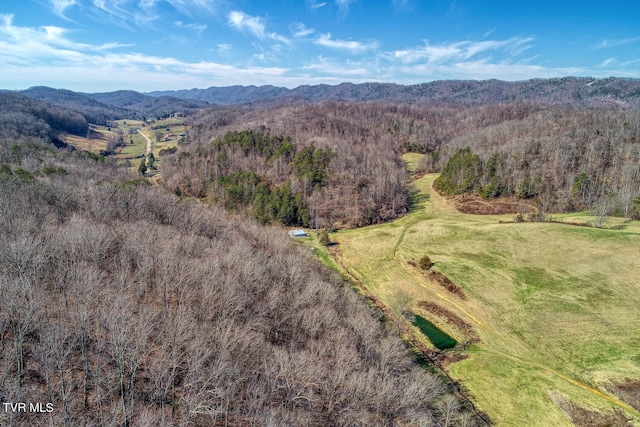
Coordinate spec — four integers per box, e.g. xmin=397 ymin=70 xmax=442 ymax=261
xmin=18 ymin=86 xmax=129 ymax=125
xmin=0 ymin=92 xmax=88 ymax=140
xmin=15 ymin=86 xmax=209 ymax=125
xmin=148 ymin=77 xmax=640 ymax=108
xmin=90 ymin=90 xmax=209 ymax=118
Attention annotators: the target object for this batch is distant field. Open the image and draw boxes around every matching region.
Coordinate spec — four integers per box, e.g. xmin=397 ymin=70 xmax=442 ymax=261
xmin=62 ymin=118 xmax=185 ymax=174
xmin=112 ymin=119 xmax=147 ymax=162
xmin=62 ymin=127 xmax=111 ymax=153
xmin=309 ymin=154 xmax=640 ymax=426
xmin=115 ymin=118 xmax=185 ymax=165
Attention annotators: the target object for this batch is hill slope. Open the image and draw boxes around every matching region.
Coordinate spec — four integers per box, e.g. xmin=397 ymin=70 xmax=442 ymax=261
xmin=0 ymin=103 xmax=481 ymax=427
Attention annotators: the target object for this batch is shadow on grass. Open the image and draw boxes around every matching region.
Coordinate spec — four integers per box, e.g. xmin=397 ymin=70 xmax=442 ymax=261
xmin=408 ymin=188 xmax=430 ymax=213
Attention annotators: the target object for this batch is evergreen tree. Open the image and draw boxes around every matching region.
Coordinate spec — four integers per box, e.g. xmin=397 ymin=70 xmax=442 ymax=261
xmin=138 ymin=156 xmax=147 ymax=176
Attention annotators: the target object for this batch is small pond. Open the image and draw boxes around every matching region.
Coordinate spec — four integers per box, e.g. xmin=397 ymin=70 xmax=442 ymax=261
xmin=413 ymin=314 xmax=457 ymax=349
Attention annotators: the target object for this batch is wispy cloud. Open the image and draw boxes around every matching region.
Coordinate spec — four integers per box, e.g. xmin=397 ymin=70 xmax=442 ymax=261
xmin=162 ymin=0 xmax=221 ymax=16
xmin=315 ymin=33 xmax=378 ymax=53
xmin=47 ymin=0 xmax=221 ymax=28
xmin=335 ymin=0 xmax=356 ymax=16
xmin=389 ymin=37 xmax=533 ymax=64
xmin=173 ymin=21 xmax=207 ymax=33
xmin=228 ymin=10 xmax=266 ymax=38
xmin=594 ymin=37 xmax=640 ymax=49
xmin=228 ymin=11 xmax=291 ymax=45
xmin=308 ymin=1 xmax=327 ymax=10
xmin=50 ymin=0 xmax=77 ymax=18
xmin=291 ymin=23 xmax=314 ymax=38
xmin=601 ymin=58 xmax=616 ymax=67
xmin=303 ymin=56 xmax=369 ymax=76
xmin=0 ymin=14 xmax=127 ymax=64
xmin=392 ymin=0 xmax=414 ymax=12
xmin=3 ymin=9 xmax=640 ymax=92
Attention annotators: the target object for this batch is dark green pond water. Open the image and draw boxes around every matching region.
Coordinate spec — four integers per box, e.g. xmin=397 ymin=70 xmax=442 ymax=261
xmin=413 ymin=315 xmax=457 ymax=349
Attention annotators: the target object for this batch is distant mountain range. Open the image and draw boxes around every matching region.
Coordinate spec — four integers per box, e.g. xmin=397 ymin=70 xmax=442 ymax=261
xmin=6 ymin=78 xmax=640 ymax=125
xmin=148 ymin=77 xmax=640 ymax=108
xmin=11 ymin=86 xmax=210 ymax=125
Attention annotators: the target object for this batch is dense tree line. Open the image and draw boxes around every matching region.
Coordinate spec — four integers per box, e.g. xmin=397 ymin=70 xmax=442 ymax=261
xmin=0 ymin=134 xmax=479 ymax=426
xmin=427 ymin=108 xmax=640 ymax=217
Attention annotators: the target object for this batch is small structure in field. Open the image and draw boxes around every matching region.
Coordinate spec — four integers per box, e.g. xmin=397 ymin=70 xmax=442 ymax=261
xmin=288 ymin=229 xmax=309 ymax=238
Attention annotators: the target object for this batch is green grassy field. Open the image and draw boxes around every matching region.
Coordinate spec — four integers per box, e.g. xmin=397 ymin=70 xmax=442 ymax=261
xmin=310 ymin=153 xmax=640 ymax=426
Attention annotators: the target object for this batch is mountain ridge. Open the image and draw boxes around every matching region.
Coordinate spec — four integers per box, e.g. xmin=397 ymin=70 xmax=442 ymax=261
xmin=147 ymin=77 xmax=640 ymax=108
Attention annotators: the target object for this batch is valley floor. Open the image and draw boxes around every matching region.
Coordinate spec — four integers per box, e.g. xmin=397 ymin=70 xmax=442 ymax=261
xmin=310 ymin=153 xmax=640 ymax=427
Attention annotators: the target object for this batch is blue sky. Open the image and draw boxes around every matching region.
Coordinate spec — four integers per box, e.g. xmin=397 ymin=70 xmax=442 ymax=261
xmin=1 ymin=0 xmax=639 ymax=92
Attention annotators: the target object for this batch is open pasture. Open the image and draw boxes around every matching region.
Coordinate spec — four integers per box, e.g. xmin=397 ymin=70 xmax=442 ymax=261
xmin=317 ymin=154 xmax=640 ymax=426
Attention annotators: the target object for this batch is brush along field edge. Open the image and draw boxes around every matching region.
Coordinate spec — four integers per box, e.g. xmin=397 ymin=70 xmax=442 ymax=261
xmin=311 ymin=156 xmax=640 ymax=427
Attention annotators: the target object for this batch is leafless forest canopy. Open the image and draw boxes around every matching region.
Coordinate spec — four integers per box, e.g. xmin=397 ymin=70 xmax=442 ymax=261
xmin=164 ymin=101 xmax=640 ymax=226
xmin=0 ymin=132 xmax=478 ymax=426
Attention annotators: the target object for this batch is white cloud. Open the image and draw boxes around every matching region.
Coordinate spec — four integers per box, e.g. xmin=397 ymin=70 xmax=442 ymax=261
xmin=228 ymin=11 xmax=291 ymax=45
xmin=228 ymin=10 xmax=266 ymax=38
xmin=47 ymin=0 xmax=221 ymax=28
xmin=308 ymin=1 xmax=327 ymax=10
xmin=50 ymin=0 xmax=77 ymax=18
xmin=0 ymin=13 xmax=297 ymax=91
xmin=394 ymin=61 xmax=555 ymax=81
xmin=217 ymin=43 xmax=232 ymax=53
xmin=335 ymin=0 xmax=355 ymax=15
xmin=303 ymin=56 xmax=369 ymax=76
xmin=390 ymin=37 xmax=533 ymax=64
xmin=3 ymin=11 xmax=639 ymax=92
xmin=594 ymin=37 xmax=640 ymax=49
xmin=163 ymin=0 xmax=221 ymax=16
xmin=173 ymin=21 xmax=208 ymax=33
xmin=601 ymin=58 xmax=616 ymax=67
xmin=315 ymin=33 xmax=378 ymax=53
xmin=292 ymin=23 xmax=314 ymax=38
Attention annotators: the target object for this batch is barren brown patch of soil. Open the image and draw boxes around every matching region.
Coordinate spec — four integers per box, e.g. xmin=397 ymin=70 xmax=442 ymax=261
xmin=428 ymin=270 xmax=466 ymax=300
xmin=433 ymin=352 xmax=469 ymax=368
xmin=450 ymin=194 xmax=537 ymax=215
xmin=416 ymin=301 xmax=476 ymax=339
xmin=607 ymin=379 xmax=640 ymax=412
xmin=555 ymin=397 xmax=633 ymax=427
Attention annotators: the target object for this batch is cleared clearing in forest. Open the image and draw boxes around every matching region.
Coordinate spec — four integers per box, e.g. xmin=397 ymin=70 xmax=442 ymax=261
xmin=313 ymin=153 xmax=640 ymax=427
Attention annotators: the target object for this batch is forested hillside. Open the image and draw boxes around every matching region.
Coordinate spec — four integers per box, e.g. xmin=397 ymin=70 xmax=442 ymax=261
xmin=0 ymin=104 xmax=479 ymax=425
xmin=17 ymin=86 xmax=129 ymax=126
xmin=161 ymin=100 xmax=640 ymax=225
xmin=161 ymin=102 xmax=542 ymax=228
xmin=0 ymin=92 xmax=88 ymax=140
xmin=162 ymin=103 xmax=414 ymax=227
xmin=427 ymin=108 xmax=640 ymax=217
xmin=90 ymin=90 xmax=209 ymax=119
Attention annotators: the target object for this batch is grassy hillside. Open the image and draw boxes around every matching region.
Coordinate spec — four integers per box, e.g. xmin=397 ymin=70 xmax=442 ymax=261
xmin=312 ymin=153 xmax=640 ymax=426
